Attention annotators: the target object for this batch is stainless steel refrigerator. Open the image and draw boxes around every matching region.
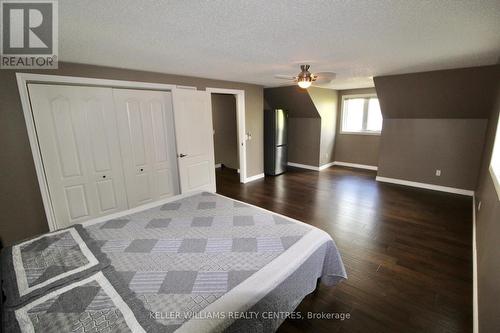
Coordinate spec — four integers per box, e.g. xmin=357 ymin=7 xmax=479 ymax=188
xmin=264 ymin=109 xmax=288 ymax=175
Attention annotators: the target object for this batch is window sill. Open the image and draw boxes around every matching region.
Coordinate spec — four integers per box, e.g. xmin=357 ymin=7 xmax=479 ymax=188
xmin=339 ymin=131 xmax=381 ymax=136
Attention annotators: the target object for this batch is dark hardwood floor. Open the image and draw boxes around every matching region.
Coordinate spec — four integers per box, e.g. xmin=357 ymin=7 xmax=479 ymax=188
xmin=216 ymin=166 xmax=472 ymax=333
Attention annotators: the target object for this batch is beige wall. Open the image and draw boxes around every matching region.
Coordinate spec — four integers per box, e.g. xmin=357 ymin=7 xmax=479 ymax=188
xmin=308 ymin=87 xmax=338 ymax=166
xmin=334 ymin=88 xmax=380 ymax=166
xmin=378 ymin=119 xmax=487 ymax=190
xmin=475 ymin=73 xmax=500 ymax=333
xmin=211 ymin=94 xmax=239 ymax=169
xmin=0 ymin=62 xmax=263 ymax=246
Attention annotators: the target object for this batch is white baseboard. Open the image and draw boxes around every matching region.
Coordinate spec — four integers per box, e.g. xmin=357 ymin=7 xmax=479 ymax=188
xmin=287 ymin=162 xmax=320 ymax=171
xmin=244 ymin=173 xmax=264 ymax=183
xmin=288 ymin=161 xmax=378 ymax=172
xmin=215 ymin=163 xmax=222 ymax=168
xmin=81 ymin=190 xmax=200 ymax=227
xmin=333 ymin=161 xmax=378 ymax=171
xmin=472 ymin=195 xmax=478 ymax=333
xmin=376 ymin=176 xmax=474 ymax=196
xmin=319 ymin=162 xmax=336 ymax=170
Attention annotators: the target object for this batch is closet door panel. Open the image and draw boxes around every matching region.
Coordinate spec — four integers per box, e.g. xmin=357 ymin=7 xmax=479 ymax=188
xmin=115 ymin=96 xmax=154 ymax=206
xmin=96 ymin=179 xmax=118 ymax=212
xmin=148 ymin=97 xmax=175 ymax=199
xmin=65 ymin=185 xmax=90 ymax=220
xmin=28 ymin=84 xmax=127 ymax=228
xmin=113 ymin=89 xmax=179 ymax=208
xmin=80 ymin=93 xmax=128 ymax=215
xmin=128 ymin=100 xmax=148 ymax=166
xmin=50 ymin=97 xmax=83 ymax=177
xmin=85 ymin=99 xmax=112 ymax=172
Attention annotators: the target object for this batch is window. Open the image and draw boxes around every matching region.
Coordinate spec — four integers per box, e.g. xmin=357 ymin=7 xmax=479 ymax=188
xmin=490 ymin=113 xmax=500 ymax=200
xmin=341 ymin=95 xmax=383 ymax=134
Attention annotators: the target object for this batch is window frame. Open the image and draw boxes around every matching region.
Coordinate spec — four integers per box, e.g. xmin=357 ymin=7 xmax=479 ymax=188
xmin=489 ymin=112 xmax=500 ymax=201
xmin=340 ymin=93 xmax=382 ymax=135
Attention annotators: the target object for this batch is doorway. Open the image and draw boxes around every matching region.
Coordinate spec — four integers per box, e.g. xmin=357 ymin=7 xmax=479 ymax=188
xmin=206 ymin=88 xmax=246 ymax=183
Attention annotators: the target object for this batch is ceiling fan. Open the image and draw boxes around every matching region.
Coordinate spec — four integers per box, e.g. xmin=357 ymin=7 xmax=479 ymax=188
xmin=274 ymin=65 xmax=336 ymax=89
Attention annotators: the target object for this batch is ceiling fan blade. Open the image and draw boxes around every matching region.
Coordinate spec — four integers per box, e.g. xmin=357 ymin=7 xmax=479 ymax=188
xmin=312 ymin=82 xmax=332 ymax=87
xmin=274 ymin=74 xmax=296 ymax=80
xmin=312 ymin=78 xmax=335 ymax=87
xmin=314 ymin=72 xmax=336 ymax=80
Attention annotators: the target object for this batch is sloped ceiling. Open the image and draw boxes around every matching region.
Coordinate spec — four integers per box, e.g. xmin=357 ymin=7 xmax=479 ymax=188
xmin=307 ymin=87 xmax=338 ymax=120
xmin=264 ymin=86 xmax=320 ymax=118
xmin=374 ymin=65 xmax=500 ymax=119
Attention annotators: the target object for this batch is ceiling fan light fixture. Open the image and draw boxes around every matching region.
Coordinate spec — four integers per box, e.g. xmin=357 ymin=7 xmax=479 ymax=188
xmin=297 ymin=78 xmax=312 ymax=89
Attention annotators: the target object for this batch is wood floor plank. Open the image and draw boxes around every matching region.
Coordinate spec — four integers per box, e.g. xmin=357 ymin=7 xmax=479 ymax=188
xmin=215 ymin=166 xmax=472 ymax=333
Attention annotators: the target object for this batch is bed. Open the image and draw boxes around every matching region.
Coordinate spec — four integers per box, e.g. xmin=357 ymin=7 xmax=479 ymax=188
xmin=2 ymin=191 xmax=346 ymax=332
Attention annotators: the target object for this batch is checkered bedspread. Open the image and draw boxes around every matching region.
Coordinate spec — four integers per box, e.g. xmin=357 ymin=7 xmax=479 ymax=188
xmin=3 ymin=192 xmax=346 ymax=332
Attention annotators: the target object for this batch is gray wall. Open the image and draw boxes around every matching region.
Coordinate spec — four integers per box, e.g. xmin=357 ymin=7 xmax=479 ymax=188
xmin=264 ymin=86 xmax=322 ymax=166
xmin=375 ymin=65 xmax=499 ymax=119
xmin=378 ymin=119 xmax=487 ymax=190
xmin=288 ymin=118 xmax=322 ymax=166
xmin=475 ymin=69 xmax=500 ymax=333
xmin=334 ymin=88 xmax=380 ymax=166
xmin=374 ymin=65 xmax=498 ymax=190
xmin=264 ymin=86 xmax=338 ymax=167
xmin=211 ymin=94 xmax=239 ymax=169
xmin=264 ymin=86 xmax=320 ymax=118
xmin=0 ymin=62 xmax=263 ymax=246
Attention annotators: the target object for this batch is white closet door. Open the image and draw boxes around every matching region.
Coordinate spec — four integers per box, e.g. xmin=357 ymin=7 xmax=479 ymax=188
xmin=28 ymin=84 xmax=128 ymax=228
xmin=172 ymin=89 xmax=216 ymax=193
xmin=113 ymin=89 xmax=179 ymax=207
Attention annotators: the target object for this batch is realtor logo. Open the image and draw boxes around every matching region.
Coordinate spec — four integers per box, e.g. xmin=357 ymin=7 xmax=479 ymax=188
xmin=1 ymin=0 xmax=58 ymax=68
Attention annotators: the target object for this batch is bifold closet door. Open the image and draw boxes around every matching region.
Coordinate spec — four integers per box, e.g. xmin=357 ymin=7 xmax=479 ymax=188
xmin=28 ymin=84 xmax=128 ymax=228
xmin=113 ymin=89 xmax=179 ymax=207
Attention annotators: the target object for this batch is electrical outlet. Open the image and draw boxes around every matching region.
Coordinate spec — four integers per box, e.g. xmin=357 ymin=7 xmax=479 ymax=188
xmin=435 ymin=169 xmax=441 ymax=176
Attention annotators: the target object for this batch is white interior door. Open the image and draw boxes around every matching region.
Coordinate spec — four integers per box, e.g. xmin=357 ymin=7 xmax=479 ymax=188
xmin=113 ymin=89 xmax=179 ymax=207
xmin=172 ymin=89 xmax=216 ymax=193
xmin=28 ymin=84 xmax=128 ymax=228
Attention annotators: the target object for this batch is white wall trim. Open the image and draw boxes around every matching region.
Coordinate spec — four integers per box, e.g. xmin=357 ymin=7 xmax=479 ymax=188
xmin=472 ymin=195 xmax=478 ymax=333
xmin=287 ymin=162 xmax=320 ymax=171
xmin=243 ymin=173 xmax=264 ymax=183
xmin=333 ymin=161 xmax=378 ymax=171
xmin=376 ymin=176 xmax=474 ymax=196
xmin=17 ymin=73 xmax=177 ymax=91
xmin=289 ymin=161 xmax=378 ymax=172
xmin=16 ymin=73 xmax=178 ymax=231
xmin=206 ymin=87 xmax=246 ymax=184
xmin=81 ymin=190 xmax=205 ymax=227
xmin=318 ymin=162 xmax=336 ymax=171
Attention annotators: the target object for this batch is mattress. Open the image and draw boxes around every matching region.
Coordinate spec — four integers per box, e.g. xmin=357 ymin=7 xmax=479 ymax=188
xmin=2 ymin=191 xmax=347 ymax=332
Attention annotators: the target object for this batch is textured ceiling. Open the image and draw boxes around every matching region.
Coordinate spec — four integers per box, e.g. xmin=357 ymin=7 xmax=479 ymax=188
xmin=59 ymin=0 xmax=500 ymax=89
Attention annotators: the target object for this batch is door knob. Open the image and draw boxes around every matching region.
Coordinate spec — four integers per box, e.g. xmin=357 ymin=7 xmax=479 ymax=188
xmin=179 ymin=153 xmax=187 ymax=158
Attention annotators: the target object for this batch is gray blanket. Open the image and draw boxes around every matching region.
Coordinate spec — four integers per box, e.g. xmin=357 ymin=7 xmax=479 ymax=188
xmin=3 ymin=192 xmax=347 ymax=332
xmin=1 ymin=224 xmax=108 ymax=308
